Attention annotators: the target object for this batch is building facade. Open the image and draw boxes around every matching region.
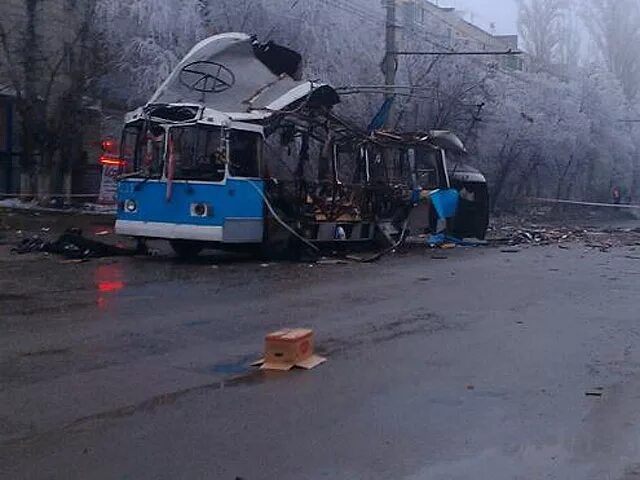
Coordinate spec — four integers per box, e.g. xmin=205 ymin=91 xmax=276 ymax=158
xmin=0 ymin=0 xmax=122 ymax=199
xmin=398 ymin=0 xmax=524 ymax=71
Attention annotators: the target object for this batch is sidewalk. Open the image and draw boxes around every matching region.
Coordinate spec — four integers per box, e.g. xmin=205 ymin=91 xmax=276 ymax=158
xmin=0 ymin=198 xmax=116 ymax=216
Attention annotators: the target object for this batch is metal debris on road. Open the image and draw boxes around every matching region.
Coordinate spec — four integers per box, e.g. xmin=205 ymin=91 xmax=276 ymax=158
xmin=585 ymin=391 xmax=604 ymax=397
xmin=490 ymin=222 xmax=640 ymax=250
xmin=317 ymin=258 xmax=350 ymax=265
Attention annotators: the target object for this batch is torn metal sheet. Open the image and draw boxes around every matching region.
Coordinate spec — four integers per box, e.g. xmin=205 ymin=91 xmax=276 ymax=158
xmin=148 ymin=33 xmax=339 ymax=119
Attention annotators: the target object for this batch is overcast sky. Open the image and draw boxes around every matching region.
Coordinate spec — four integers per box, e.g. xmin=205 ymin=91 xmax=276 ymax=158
xmin=439 ymin=0 xmax=519 ymax=35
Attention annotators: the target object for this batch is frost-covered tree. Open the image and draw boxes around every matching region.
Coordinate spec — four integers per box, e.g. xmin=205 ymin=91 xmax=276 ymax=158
xmin=517 ymin=0 xmax=570 ymax=72
xmin=91 ymin=0 xmax=639 ymax=207
xmin=583 ymin=0 xmax=640 ymax=101
xmin=96 ymin=0 xmax=207 ymax=104
xmin=557 ymin=1 xmax=582 ymax=75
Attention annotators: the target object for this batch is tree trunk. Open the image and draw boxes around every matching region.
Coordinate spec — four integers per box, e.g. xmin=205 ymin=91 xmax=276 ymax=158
xmin=630 ymin=160 xmax=640 ymax=203
xmin=36 ymin=169 xmax=52 ymax=205
xmin=585 ymin=156 xmax=597 ymax=200
xmin=63 ymin=168 xmax=72 ymax=205
xmin=19 ymin=172 xmax=33 ymax=200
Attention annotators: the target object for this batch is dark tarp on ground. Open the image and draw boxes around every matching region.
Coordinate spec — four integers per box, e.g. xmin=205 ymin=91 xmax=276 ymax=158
xmin=12 ymin=230 xmax=136 ymax=258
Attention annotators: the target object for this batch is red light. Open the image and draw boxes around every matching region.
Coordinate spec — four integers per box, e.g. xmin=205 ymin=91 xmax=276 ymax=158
xmin=95 ymin=264 xmax=125 ymax=310
xmin=100 ymin=155 xmax=126 ymax=167
xmin=98 ymin=281 xmax=125 ymax=293
xmin=101 ymin=139 xmax=117 ymax=153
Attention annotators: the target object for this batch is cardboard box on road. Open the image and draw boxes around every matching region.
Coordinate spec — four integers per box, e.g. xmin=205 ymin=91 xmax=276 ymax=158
xmin=255 ymin=328 xmax=326 ymax=371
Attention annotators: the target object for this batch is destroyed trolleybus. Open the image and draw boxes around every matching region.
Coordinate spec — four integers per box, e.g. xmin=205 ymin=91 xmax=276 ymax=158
xmin=114 ymin=33 xmax=489 ymax=257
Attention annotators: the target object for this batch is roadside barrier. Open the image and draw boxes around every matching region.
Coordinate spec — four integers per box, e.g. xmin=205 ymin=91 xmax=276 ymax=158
xmin=530 ymin=197 xmax=640 ymax=210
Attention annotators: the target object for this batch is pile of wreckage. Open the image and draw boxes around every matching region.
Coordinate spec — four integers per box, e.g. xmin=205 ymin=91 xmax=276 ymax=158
xmin=490 ymin=224 xmax=640 ymax=251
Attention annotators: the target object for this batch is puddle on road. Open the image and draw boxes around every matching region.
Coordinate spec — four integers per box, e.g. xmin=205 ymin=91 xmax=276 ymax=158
xmin=210 ymin=362 xmax=252 ymax=375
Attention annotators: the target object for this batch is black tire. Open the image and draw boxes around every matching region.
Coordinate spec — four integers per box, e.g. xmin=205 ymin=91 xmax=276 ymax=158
xmin=170 ymin=240 xmax=204 ymax=259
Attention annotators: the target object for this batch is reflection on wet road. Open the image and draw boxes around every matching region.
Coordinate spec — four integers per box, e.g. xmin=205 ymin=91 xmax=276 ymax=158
xmin=96 ymin=263 xmax=126 ymax=310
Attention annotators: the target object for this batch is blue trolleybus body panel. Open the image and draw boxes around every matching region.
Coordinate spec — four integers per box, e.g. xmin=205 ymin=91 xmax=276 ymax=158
xmin=115 ymin=178 xmax=265 ymax=244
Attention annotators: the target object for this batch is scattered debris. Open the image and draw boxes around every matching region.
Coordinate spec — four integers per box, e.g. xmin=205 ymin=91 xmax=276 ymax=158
xmin=11 ymin=229 xmax=138 ymax=259
xmin=585 ymin=388 xmax=604 ymax=397
xmin=501 ymin=248 xmax=521 ymax=253
xmin=317 ymin=258 xmax=350 ymax=266
xmin=427 ymin=233 xmax=487 ymax=248
xmin=20 ymin=347 xmax=70 ymax=357
xmin=59 ymin=258 xmax=89 ymax=265
xmin=490 ymin=222 xmax=640 ymax=251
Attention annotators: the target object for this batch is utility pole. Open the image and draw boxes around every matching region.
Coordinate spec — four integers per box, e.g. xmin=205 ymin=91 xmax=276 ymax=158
xmin=383 ymin=0 xmax=397 ymax=128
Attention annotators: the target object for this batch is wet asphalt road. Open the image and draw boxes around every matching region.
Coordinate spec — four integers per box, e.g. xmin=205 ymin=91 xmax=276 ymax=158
xmin=2 ymin=224 xmax=640 ymax=479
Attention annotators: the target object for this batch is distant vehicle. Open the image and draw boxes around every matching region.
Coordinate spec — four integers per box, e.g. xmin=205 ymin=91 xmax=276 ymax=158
xmin=114 ymin=33 xmax=489 ymax=257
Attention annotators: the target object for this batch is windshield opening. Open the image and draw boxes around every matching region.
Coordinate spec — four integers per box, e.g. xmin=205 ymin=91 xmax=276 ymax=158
xmin=168 ymin=126 xmax=226 ymax=182
xmin=122 ymin=124 xmax=262 ymax=181
xmin=415 ymin=148 xmax=445 ymax=190
xmin=229 ymin=131 xmax=261 ymax=178
xmin=121 ymin=123 xmax=165 ymax=178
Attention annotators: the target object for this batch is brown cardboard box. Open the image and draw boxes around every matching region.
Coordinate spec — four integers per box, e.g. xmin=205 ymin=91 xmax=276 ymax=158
xmin=255 ymin=328 xmax=326 ymax=371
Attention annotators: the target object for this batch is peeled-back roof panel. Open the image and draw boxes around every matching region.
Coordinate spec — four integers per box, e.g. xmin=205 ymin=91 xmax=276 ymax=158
xmin=148 ymin=33 xmax=334 ymax=116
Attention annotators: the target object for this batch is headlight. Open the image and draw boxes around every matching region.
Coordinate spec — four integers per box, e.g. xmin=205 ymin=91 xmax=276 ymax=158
xmin=124 ymin=199 xmax=138 ymax=213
